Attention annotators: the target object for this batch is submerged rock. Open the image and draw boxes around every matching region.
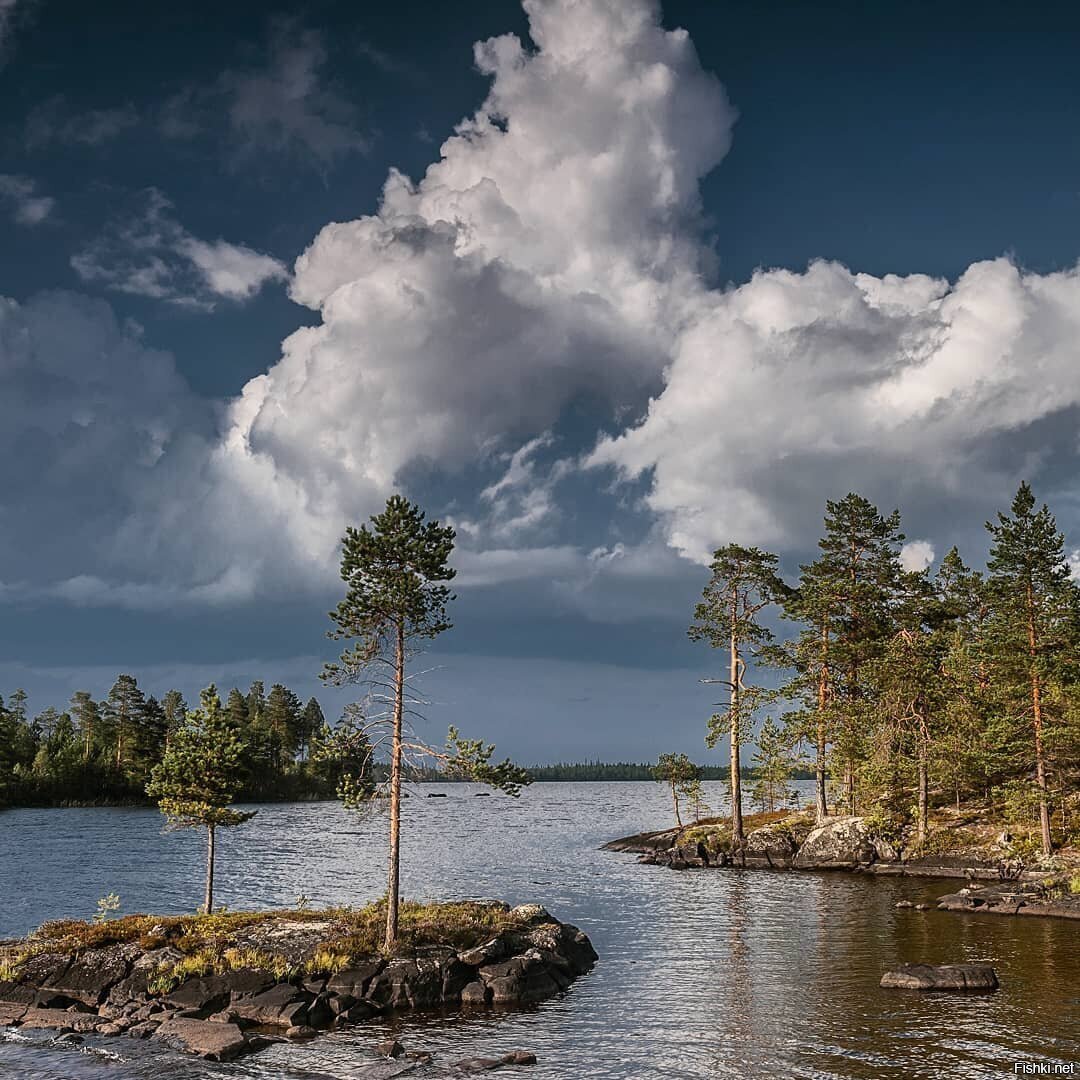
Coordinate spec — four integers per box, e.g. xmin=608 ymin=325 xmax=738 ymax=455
xmin=880 ymin=963 xmax=998 ymax=991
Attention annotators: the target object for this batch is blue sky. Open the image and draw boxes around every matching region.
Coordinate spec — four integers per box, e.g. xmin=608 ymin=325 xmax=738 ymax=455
xmin=2 ymin=0 xmax=1080 ymax=762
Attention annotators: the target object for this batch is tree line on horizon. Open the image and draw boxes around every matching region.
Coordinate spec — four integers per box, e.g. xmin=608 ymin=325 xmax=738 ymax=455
xmin=684 ymin=482 xmax=1080 ymax=860
xmin=0 ymin=678 xmax=334 ymax=807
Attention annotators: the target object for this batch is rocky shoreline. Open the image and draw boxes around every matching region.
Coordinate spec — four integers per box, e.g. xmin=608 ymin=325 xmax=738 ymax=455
xmin=605 ymin=813 xmax=1080 ymax=921
xmin=0 ymin=902 xmax=597 ymax=1064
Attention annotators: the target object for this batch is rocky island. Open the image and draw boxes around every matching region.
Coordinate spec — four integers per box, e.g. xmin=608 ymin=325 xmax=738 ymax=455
xmin=0 ymin=900 xmax=597 ymax=1063
xmin=606 ymin=809 xmax=1080 ymax=920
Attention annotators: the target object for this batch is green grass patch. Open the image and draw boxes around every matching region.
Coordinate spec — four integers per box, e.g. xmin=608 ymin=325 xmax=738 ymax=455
xmin=10 ymin=901 xmax=530 ymax=978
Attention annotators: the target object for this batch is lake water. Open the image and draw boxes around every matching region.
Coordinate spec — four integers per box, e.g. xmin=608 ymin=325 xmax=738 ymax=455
xmin=1 ymin=782 xmax=1078 ymax=1079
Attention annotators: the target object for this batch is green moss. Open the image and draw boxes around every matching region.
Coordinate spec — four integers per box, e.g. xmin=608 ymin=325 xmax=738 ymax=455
xmin=14 ymin=901 xmax=529 ymax=975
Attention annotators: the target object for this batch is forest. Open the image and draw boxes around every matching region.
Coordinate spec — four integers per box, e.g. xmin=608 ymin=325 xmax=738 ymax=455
xmin=687 ymin=482 xmax=1080 ymax=860
xmin=0 ymin=680 xmax=335 ymax=807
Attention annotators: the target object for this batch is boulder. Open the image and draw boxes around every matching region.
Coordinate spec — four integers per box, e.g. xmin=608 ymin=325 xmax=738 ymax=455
xmin=460 ymin=981 xmax=491 ymax=1007
xmin=880 ymin=963 xmax=998 ymax=991
xmin=458 ymin=938 xmax=507 ymax=967
xmin=0 ymin=1002 xmax=27 ymax=1024
xmin=794 ymin=816 xmax=898 ymax=869
xmin=742 ymin=823 xmax=800 ymax=869
xmin=39 ymin=943 xmax=137 ymax=1006
xmin=229 ymin=982 xmax=308 ymax=1026
xmin=157 ymin=1016 xmax=251 ymax=1060
xmin=164 ymin=974 xmax=237 ymax=1015
xmin=326 ymin=960 xmax=386 ymax=999
xmin=454 ymin=1051 xmax=538 ymax=1072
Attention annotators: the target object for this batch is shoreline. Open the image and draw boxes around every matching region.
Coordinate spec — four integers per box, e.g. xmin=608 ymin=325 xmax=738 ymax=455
xmin=604 ymin=812 xmax=1080 ymax=922
xmin=0 ymin=902 xmax=597 ymax=1063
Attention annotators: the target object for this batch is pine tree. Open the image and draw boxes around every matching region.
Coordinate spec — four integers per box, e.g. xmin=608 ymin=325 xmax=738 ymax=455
xmin=751 ymin=717 xmax=795 ymax=813
xmin=102 ymin=674 xmax=146 ymax=779
xmin=298 ymin=698 xmax=325 ymax=761
xmin=984 ymin=483 xmax=1080 ymax=856
xmin=689 ymin=544 xmax=789 ymax=847
xmin=323 ymin=495 xmax=528 ymax=951
xmin=161 ymin=690 xmax=187 ymax=750
xmin=652 ymin=752 xmax=699 ymax=827
xmin=146 ymin=685 xmax=256 ymax=914
xmin=781 ymin=495 xmax=905 ymax=819
xmin=70 ymin=690 xmax=101 ymax=766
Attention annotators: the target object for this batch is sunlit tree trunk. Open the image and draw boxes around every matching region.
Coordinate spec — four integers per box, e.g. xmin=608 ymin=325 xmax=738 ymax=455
xmin=815 ymin=624 xmax=829 ymax=822
xmin=729 ymin=595 xmax=744 ymax=848
xmin=1027 ymin=587 xmax=1052 ymax=856
xmin=916 ymin=711 xmax=929 ymax=846
xmin=385 ymin=621 xmax=405 ymax=951
xmin=204 ymin=825 xmax=215 ymax=915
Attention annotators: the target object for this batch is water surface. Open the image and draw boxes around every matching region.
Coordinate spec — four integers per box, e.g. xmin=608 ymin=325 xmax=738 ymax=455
xmin=1 ymin=782 xmax=1077 ymax=1078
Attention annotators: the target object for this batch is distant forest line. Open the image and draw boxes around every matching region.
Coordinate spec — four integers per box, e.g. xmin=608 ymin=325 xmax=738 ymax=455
xmin=0 ymin=672 xmax=809 ymax=811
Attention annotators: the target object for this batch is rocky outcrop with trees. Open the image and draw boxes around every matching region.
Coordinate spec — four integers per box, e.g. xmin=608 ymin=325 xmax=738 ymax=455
xmin=605 ymin=810 xmax=1080 ymax=918
xmin=0 ymin=902 xmax=597 ymax=1062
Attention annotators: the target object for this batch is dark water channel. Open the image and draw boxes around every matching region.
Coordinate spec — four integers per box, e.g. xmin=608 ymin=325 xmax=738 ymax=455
xmin=1 ymin=782 xmax=1077 ymax=1078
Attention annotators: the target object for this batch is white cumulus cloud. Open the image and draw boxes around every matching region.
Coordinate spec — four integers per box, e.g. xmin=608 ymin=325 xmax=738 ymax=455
xmin=589 ymin=257 xmax=1080 ymax=562
xmin=71 ymin=189 xmax=287 ymax=308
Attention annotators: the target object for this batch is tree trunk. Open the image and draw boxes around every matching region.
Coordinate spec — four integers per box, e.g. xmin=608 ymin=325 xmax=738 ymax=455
xmin=204 ymin=825 xmax=215 ymax=915
xmin=1027 ymin=588 xmax=1053 ymax=857
xmin=916 ymin=713 xmax=929 ymax=846
xmin=385 ymin=622 xmax=405 ymax=952
xmin=729 ymin=608 xmax=744 ymax=848
xmin=815 ymin=624 xmax=830 ymax=822
xmin=671 ymin=779 xmax=682 ymax=827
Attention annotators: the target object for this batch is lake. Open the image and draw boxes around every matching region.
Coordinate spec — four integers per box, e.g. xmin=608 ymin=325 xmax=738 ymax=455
xmin=1 ymin=782 xmax=1078 ymax=1078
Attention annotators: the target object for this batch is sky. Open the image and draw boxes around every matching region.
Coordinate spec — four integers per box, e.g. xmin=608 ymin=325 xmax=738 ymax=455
xmin=3 ymin=0 xmax=1080 ymax=763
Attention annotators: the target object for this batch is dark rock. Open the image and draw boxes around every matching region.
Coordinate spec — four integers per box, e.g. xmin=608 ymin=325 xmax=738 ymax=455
xmin=454 ymin=1052 xmax=537 ymax=1072
xmin=285 ymin=1024 xmax=319 ymax=1040
xmin=519 ymin=971 xmax=560 ymax=1002
xmin=18 ymin=1007 xmax=76 ymax=1032
xmin=327 ymin=960 xmax=385 ymax=999
xmin=0 ymin=1002 xmax=27 ymax=1024
xmin=305 ymin=993 xmax=335 ymax=1029
xmin=487 ymin=975 xmax=523 ymax=1003
xmin=164 ymin=975 xmax=236 ymax=1016
xmin=880 ymin=963 xmax=998 ymax=991
xmin=34 ymin=991 xmax=90 ymax=1010
xmin=0 ymin=981 xmax=36 ymax=1005
xmin=455 ymin=1058 xmax=504 ymax=1073
xmin=503 ymin=1051 xmax=537 ymax=1065
xmin=460 ymin=980 xmax=491 ymax=1007
xmin=157 ymin=1016 xmax=251 ymax=1060
xmin=230 ymin=983 xmax=308 ymax=1025
xmin=458 ymin=938 xmax=507 ymax=967
xmin=376 ymin=1037 xmax=406 ymax=1058
xmin=427 ymin=793 xmax=448 ymax=798
xmin=40 ymin=944 xmax=136 ymax=1006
